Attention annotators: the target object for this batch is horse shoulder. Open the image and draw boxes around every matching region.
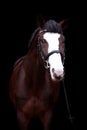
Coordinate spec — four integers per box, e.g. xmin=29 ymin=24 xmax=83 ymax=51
xmin=13 ymin=56 xmax=26 ymax=69
xmin=9 ymin=55 xmax=27 ymax=102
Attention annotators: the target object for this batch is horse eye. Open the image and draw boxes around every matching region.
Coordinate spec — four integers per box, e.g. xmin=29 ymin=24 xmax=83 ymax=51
xmin=62 ymin=41 xmax=65 ymax=44
xmin=42 ymin=39 xmax=47 ymax=43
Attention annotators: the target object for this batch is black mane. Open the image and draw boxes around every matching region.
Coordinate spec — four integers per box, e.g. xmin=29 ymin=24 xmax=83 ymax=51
xmin=28 ymin=28 xmax=40 ymax=48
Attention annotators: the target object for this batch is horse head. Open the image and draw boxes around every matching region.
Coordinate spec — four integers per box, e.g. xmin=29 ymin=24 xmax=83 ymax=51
xmin=34 ymin=16 xmax=69 ymax=81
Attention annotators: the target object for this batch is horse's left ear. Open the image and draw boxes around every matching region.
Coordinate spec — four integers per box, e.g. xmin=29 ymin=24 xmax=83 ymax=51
xmin=59 ymin=18 xmax=70 ymax=31
xmin=36 ymin=15 xmax=46 ymax=28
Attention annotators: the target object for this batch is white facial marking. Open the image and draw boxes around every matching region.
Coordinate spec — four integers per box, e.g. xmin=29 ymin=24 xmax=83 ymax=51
xmin=43 ymin=32 xmax=64 ymax=80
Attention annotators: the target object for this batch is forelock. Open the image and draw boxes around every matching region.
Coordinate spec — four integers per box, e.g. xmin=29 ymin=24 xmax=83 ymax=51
xmin=42 ymin=20 xmax=62 ymax=33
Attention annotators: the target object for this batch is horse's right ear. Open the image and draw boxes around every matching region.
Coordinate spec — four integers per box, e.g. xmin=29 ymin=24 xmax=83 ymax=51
xmin=36 ymin=15 xmax=46 ymax=28
xmin=59 ymin=18 xmax=70 ymax=31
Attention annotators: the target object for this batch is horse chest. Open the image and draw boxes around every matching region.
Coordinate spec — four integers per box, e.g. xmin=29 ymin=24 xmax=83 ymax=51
xmin=17 ymin=84 xmax=58 ymax=115
xmin=22 ymin=94 xmax=54 ymax=116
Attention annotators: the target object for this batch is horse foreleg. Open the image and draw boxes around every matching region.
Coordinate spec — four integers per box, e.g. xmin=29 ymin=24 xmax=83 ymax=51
xmin=40 ymin=110 xmax=52 ymax=130
xmin=17 ymin=110 xmax=29 ymax=130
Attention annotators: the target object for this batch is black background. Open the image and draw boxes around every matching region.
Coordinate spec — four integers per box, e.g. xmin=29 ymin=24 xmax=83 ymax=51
xmin=0 ymin=1 xmax=85 ymax=130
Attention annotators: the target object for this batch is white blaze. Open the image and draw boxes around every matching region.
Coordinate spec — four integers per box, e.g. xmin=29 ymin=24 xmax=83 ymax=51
xmin=43 ymin=32 xmax=64 ymax=80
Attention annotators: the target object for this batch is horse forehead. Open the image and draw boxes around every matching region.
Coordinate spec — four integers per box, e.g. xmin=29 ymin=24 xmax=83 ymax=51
xmin=43 ymin=32 xmax=60 ymax=50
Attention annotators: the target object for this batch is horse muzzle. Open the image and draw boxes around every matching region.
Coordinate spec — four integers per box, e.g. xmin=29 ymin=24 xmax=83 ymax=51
xmin=51 ymin=68 xmax=64 ymax=81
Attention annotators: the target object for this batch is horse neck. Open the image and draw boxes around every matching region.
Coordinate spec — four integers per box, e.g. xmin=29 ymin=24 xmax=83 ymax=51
xmin=25 ymin=44 xmax=46 ymax=82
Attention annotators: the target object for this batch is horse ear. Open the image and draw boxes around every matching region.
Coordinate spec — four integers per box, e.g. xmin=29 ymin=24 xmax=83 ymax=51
xmin=59 ymin=18 xmax=70 ymax=31
xmin=36 ymin=15 xmax=46 ymax=28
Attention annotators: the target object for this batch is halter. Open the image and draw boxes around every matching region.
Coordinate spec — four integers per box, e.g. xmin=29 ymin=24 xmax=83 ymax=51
xmin=37 ymin=30 xmax=65 ymax=69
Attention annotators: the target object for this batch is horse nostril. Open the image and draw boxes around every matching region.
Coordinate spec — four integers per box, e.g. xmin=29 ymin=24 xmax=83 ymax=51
xmin=52 ymin=68 xmax=55 ymax=73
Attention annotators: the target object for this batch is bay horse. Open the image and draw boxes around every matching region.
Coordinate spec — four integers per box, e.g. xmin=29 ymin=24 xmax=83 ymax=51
xmin=9 ymin=18 xmax=66 ymax=130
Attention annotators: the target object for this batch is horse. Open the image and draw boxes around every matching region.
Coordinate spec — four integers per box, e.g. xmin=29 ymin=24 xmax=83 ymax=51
xmin=9 ymin=17 xmax=67 ymax=130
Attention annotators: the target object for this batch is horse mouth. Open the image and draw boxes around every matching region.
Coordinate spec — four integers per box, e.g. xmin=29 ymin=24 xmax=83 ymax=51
xmin=52 ymin=73 xmax=64 ymax=81
xmin=54 ymin=75 xmax=64 ymax=81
